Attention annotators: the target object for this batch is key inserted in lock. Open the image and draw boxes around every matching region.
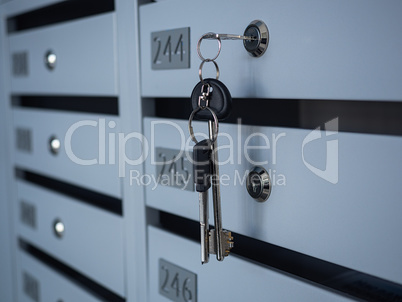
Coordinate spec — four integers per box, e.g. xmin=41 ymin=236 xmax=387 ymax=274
xmin=197 ymin=20 xmax=269 ymax=58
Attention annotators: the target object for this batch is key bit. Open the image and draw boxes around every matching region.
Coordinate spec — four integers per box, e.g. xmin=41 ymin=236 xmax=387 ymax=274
xmin=208 ymin=229 xmax=234 ymax=258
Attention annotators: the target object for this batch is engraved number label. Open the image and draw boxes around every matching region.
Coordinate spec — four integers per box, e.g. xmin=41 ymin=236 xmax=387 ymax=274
xmin=159 ymin=259 xmax=197 ymax=302
xmin=155 ymin=147 xmax=194 ymax=191
xmin=152 ymin=27 xmax=190 ymax=70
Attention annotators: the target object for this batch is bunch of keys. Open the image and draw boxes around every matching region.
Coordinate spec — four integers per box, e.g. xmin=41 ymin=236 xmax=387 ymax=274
xmin=188 ymin=33 xmax=235 ymax=264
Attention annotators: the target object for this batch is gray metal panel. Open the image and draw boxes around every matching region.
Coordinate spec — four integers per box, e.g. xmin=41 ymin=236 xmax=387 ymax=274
xmin=144 ymin=117 xmax=402 ymax=285
xmin=17 ymin=251 xmax=102 ymax=302
xmin=148 ymin=226 xmax=352 ymax=302
xmin=140 ymin=0 xmax=402 ymax=100
xmin=13 ymin=108 xmax=122 ymax=198
xmin=16 ymin=180 xmax=125 ymax=296
xmin=9 ymin=13 xmax=117 ymax=96
xmin=114 ymin=1 xmax=148 ymax=301
xmin=0 ymin=7 xmax=15 ymax=302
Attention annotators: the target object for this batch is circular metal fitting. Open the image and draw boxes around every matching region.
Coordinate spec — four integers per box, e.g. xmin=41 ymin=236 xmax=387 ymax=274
xmin=45 ymin=50 xmax=56 ymax=70
xmin=243 ymin=20 xmax=269 ymax=57
xmin=197 ymin=32 xmax=222 ymax=61
xmin=53 ymin=219 xmax=65 ymax=238
xmin=188 ymin=106 xmax=219 ymax=144
xmin=199 ymin=59 xmax=220 ymax=83
xmin=49 ymin=136 xmax=61 ymax=155
xmin=246 ymin=166 xmax=272 ymax=202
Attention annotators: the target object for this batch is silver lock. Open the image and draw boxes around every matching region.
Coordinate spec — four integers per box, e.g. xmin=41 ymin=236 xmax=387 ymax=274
xmin=45 ymin=50 xmax=56 ymax=70
xmin=49 ymin=136 xmax=61 ymax=155
xmin=243 ymin=20 xmax=269 ymax=57
xmin=53 ymin=219 xmax=65 ymax=238
xmin=246 ymin=166 xmax=272 ymax=202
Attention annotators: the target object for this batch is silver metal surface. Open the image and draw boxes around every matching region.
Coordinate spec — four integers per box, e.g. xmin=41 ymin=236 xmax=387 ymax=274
xmin=151 ymin=27 xmax=190 ymax=70
xmin=198 ymin=59 xmax=220 ymax=83
xmin=208 ymin=120 xmax=224 ymax=261
xmin=48 ymin=136 xmax=61 ymax=155
xmin=197 ymin=32 xmax=222 ymax=61
xmin=246 ymin=166 xmax=272 ymax=202
xmin=243 ymin=20 xmax=269 ymax=57
xmin=16 ymin=128 xmax=32 ymax=152
xmin=44 ymin=50 xmax=56 ymax=70
xmin=12 ymin=51 xmax=28 ymax=76
xmin=196 ymin=20 xmax=268 ymax=60
xmin=202 ymin=33 xmax=258 ymax=41
xmin=154 ymin=147 xmax=194 ymax=192
xmin=188 ymin=107 xmax=219 ymax=144
xmin=159 ymin=259 xmax=197 ymax=302
xmin=197 ymin=83 xmax=211 ymax=108
xmin=53 ymin=218 xmax=65 ymax=238
xmin=199 ymin=191 xmax=209 ymax=264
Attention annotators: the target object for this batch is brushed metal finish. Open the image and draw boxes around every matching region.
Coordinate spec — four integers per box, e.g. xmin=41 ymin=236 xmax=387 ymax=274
xmin=246 ymin=166 xmax=272 ymax=202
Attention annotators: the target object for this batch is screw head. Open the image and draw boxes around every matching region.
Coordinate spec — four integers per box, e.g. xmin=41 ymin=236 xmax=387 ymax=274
xmin=45 ymin=50 xmax=56 ymax=70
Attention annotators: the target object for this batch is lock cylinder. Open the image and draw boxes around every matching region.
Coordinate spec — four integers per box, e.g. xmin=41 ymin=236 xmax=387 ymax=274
xmin=246 ymin=166 xmax=272 ymax=202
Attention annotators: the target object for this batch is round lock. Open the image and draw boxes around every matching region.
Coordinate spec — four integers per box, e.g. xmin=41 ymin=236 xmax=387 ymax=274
xmin=45 ymin=50 xmax=56 ymax=70
xmin=49 ymin=136 xmax=61 ymax=155
xmin=53 ymin=219 xmax=65 ymax=238
xmin=246 ymin=166 xmax=271 ymax=202
xmin=243 ymin=20 xmax=269 ymax=57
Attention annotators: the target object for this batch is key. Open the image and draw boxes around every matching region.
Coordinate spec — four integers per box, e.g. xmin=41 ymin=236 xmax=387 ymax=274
xmin=189 ymin=77 xmax=234 ymax=263
xmin=193 ymin=139 xmax=212 ymax=264
xmin=191 ymin=78 xmax=232 ymax=121
xmin=207 ymin=120 xmax=234 ymax=261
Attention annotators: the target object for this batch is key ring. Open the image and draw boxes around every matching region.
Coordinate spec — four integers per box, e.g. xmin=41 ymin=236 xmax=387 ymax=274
xmin=199 ymin=59 xmax=220 ymax=83
xmin=197 ymin=32 xmax=222 ymax=61
xmin=188 ymin=107 xmax=219 ymax=144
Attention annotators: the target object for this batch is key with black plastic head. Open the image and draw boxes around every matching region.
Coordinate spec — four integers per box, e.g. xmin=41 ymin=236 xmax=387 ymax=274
xmin=193 ymin=139 xmax=212 ymax=264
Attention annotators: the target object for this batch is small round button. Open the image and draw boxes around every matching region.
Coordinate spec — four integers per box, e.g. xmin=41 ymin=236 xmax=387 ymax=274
xmin=49 ymin=136 xmax=60 ymax=155
xmin=45 ymin=50 xmax=56 ymax=70
xmin=246 ymin=166 xmax=271 ymax=202
xmin=53 ymin=219 xmax=65 ymax=238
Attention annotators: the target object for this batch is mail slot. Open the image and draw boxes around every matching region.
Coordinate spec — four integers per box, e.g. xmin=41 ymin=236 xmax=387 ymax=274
xmin=13 ymin=108 xmax=121 ymax=198
xmin=148 ymin=226 xmax=352 ymax=302
xmin=17 ymin=250 xmax=103 ymax=302
xmin=144 ymin=117 xmax=402 ymax=285
xmin=16 ymin=180 xmax=125 ymax=296
xmin=9 ymin=12 xmax=117 ymax=95
xmin=140 ymin=0 xmax=402 ymax=101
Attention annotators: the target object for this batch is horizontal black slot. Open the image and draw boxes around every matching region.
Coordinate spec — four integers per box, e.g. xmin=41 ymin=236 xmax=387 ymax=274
xmin=16 ymin=169 xmax=122 ymax=216
xmin=19 ymin=239 xmax=125 ymax=302
xmin=7 ymin=0 xmax=114 ymax=33
xmin=12 ymin=95 xmax=118 ymax=115
xmin=156 ymin=209 xmax=402 ymax=302
xmin=153 ymin=98 xmax=402 ymax=136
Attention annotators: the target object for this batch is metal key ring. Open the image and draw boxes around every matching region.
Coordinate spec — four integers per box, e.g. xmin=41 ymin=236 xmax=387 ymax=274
xmin=188 ymin=107 xmax=219 ymax=144
xmin=197 ymin=32 xmax=222 ymax=61
xmin=199 ymin=59 xmax=220 ymax=83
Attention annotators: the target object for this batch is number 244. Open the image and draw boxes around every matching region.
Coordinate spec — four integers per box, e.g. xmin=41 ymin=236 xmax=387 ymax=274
xmin=153 ymin=34 xmax=184 ymax=64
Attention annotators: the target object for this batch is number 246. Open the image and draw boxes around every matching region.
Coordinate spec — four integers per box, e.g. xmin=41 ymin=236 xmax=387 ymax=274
xmin=161 ymin=265 xmax=193 ymax=302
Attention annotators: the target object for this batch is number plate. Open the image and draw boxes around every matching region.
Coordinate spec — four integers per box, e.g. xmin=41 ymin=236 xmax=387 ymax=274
xmin=20 ymin=201 xmax=36 ymax=229
xmin=152 ymin=27 xmax=190 ymax=70
xmin=155 ymin=147 xmax=194 ymax=191
xmin=159 ymin=259 xmax=197 ymax=302
xmin=23 ymin=271 xmax=40 ymax=302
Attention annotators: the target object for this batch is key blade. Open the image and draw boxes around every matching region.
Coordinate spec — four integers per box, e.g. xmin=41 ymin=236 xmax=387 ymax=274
xmin=208 ymin=120 xmax=225 ymax=261
xmin=199 ymin=191 xmax=209 ymax=264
